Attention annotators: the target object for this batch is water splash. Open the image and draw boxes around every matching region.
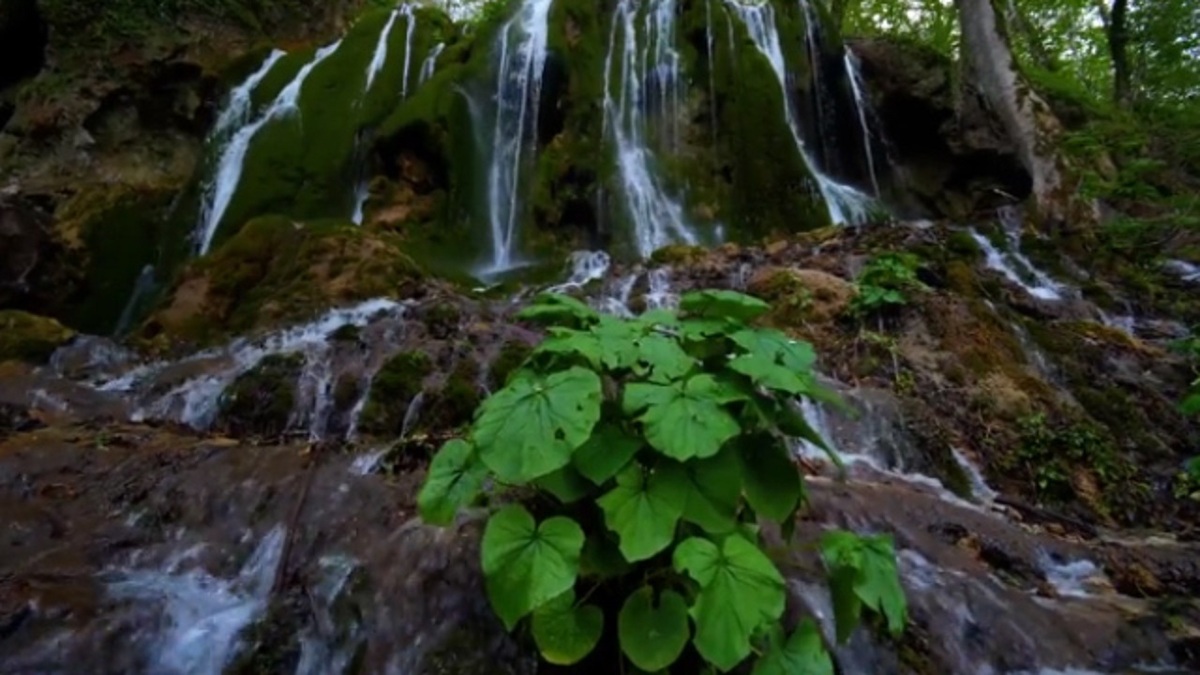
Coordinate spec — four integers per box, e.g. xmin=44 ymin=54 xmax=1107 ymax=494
xmin=604 ymin=0 xmax=700 ymax=258
xmin=844 ymin=48 xmax=881 ymax=196
xmin=364 ymin=8 xmax=402 ymax=93
xmin=113 ymin=264 xmax=157 ymax=338
xmin=969 ymin=211 xmax=1064 ymax=301
xmin=420 ymin=42 xmax=446 ymax=84
xmin=211 ymin=50 xmax=286 ymax=142
xmin=1038 ymin=553 xmax=1107 ymax=598
xmin=196 ymin=41 xmax=344 ymax=256
xmin=106 ymin=526 xmax=286 ymax=675
xmin=102 ymin=299 xmax=405 ymax=431
xmin=724 ymin=0 xmax=873 ymax=225
xmin=1164 ymin=259 xmax=1200 ymax=283
xmin=400 ymin=390 xmax=427 ymax=439
xmin=400 ymin=4 xmax=418 ymax=98
xmin=481 ymin=0 xmax=555 ymax=277
xmin=548 ymin=250 xmax=613 ymax=294
xmin=644 ymin=268 xmax=677 ymax=310
xmin=952 ymin=448 xmax=998 ymax=503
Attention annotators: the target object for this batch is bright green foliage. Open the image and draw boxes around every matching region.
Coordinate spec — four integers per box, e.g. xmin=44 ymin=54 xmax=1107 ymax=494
xmin=420 ymin=290 xmax=907 ymax=671
xmin=473 ymin=366 xmax=602 ymax=482
xmin=673 ymin=535 xmax=786 ymax=671
xmin=753 ymin=620 xmax=835 ymax=675
xmin=820 ymin=531 xmax=907 ymax=641
xmin=531 ymin=591 xmax=604 ymax=666
xmin=849 ymin=252 xmax=927 ymax=317
xmin=417 ymin=439 xmax=486 ymax=524
xmin=597 ymin=464 xmax=689 ymax=561
xmin=618 ymin=587 xmax=691 ymax=670
xmin=480 ymin=505 xmax=584 ymax=630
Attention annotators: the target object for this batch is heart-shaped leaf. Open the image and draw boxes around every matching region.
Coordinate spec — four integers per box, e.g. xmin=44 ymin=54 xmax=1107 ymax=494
xmin=618 ymin=586 xmax=690 ymax=671
xmin=481 ymin=505 xmax=584 ymax=629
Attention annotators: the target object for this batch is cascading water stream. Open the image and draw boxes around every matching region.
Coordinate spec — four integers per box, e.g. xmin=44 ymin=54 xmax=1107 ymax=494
xmin=481 ymin=0 xmax=555 ymax=276
xmin=723 ymin=0 xmax=873 ymax=225
xmin=196 ymin=41 xmax=344 ymax=255
xmin=400 ymin=4 xmax=418 ymax=98
xmin=420 ymin=42 xmax=446 ymax=84
xmin=364 ymin=8 xmax=402 ymax=93
xmin=353 ymin=6 xmax=421 ymax=225
xmin=605 ymin=0 xmax=700 ymax=259
xmin=969 ymin=207 xmax=1065 ymax=301
xmin=211 ymin=50 xmax=286 ymax=141
xmin=844 ymin=48 xmax=881 ymax=196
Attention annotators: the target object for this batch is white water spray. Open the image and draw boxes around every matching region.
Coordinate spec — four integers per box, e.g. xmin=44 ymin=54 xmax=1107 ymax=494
xmin=844 ymin=48 xmax=881 ymax=196
xmin=212 ymin=50 xmax=286 ymax=141
xmin=481 ymin=0 xmax=555 ymax=276
xmin=400 ymin=4 xmax=418 ymax=98
xmin=724 ymin=0 xmax=873 ymax=225
xmin=364 ymin=8 xmax=402 ymax=93
xmin=968 ymin=208 xmax=1064 ymax=301
xmin=420 ymin=42 xmax=446 ymax=84
xmin=605 ymin=0 xmax=700 ymax=258
xmin=196 ymin=41 xmax=344 ymax=256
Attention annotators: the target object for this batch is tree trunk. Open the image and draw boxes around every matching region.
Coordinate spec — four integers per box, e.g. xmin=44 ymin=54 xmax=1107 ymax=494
xmin=956 ymin=0 xmax=1088 ymax=228
xmin=1107 ymin=0 xmax=1132 ymax=107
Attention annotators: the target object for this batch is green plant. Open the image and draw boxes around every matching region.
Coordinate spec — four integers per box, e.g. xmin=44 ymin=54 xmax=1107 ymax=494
xmin=849 ymin=253 xmax=926 ymax=318
xmin=417 ymin=290 xmax=906 ymax=671
xmin=1173 ymin=457 xmax=1200 ymax=501
xmin=1006 ymin=413 xmax=1134 ymax=506
xmin=1171 ymin=331 xmax=1200 ymax=416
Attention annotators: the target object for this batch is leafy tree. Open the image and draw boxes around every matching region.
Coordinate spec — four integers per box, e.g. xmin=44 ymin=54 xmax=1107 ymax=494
xmin=418 ymin=290 xmax=907 ymax=671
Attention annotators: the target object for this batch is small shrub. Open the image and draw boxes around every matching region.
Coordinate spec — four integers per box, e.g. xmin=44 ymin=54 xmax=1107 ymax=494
xmin=418 ymin=290 xmax=907 ymax=671
xmin=849 ymin=252 xmax=926 ymax=318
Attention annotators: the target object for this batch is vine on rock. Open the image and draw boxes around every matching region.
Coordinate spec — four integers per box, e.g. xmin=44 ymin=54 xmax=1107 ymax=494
xmin=418 ymin=290 xmax=907 ymax=671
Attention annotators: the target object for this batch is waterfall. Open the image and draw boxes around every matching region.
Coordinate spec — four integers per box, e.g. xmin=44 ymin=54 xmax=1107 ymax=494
xmin=420 ymin=42 xmax=446 ymax=84
xmin=706 ymin=0 xmax=718 ymax=142
xmin=112 ymin=264 xmax=156 ymax=338
xmin=400 ymin=4 xmax=418 ymax=98
xmin=364 ymin=8 xmax=402 ymax=93
xmin=604 ymin=0 xmax=699 ymax=259
xmin=481 ymin=0 xmax=555 ymax=276
xmin=196 ymin=40 xmax=344 ymax=256
xmin=724 ymin=0 xmax=873 ymax=226
xmin=968 ymin=208 xmax=1064 ymax=301
xmin=844 ymin=48 xmax=881 ymax=196
xmin=211 ymin=50 xmax=286 ymax=141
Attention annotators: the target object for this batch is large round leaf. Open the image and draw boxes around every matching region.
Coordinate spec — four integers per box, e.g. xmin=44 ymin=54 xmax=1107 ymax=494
xmin=623 ymin=374 xmax=744 ymax=461
xmin=618 ymin=587 xmax=690 ymax=671
xmin=597 ymin=464 xmax=688 ymax=562
xmin=632 ymin=333 xmax=696 ymax=382
xmin=736 ymin=434 xmax=803 ymax=523
xmin=474 ymin=367 xmax=602 ymax=483
xmin=573 ymin=423 xmax=642 ymax=485
xmin=532 ymin=591 xmax=604 ymax=665
xmin=820 ymin=530 xmax=907 ymax=641
xmin=680 ymin=290 xmax=771 ymax=322
xmin=730 ymin=328 xmax=817 ymax=372
xmin=481 ymin=505 xmax=584 ymax=630
xmin=417 ymin=439 xmax=487 ymax=525
xmin=752 ymin=620 xmax=833 ymax=675
xmin=673 ymin=536 xmax=786 ymax=671
xmin=680 ymin=448 xmax=742 ymax=533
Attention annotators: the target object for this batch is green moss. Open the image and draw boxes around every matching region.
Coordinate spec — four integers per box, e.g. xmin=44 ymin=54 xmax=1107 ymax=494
xmin=146 ymin=216 xmax=423 ymax=345
xmin=712 ymin=2 xmax=828 ymax=237
xmin=358 ymin=351 xmax=433 ymax=437
xmin=650 ymin=244 xmax=708 ymax=265
xmin=488 ymin=340 xmax=533 ymax=390
xmin=0 ymin=311 xmax=75 ymax=363
xmin=421 ymin=356 xmax=482 ymax=434
xmin=54 ymin=187 xmax=181 ymax=335
xmin=215 ymin=353 xmax=304 ymax=437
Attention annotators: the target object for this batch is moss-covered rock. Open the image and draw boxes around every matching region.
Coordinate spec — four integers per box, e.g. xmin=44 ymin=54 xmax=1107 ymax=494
xmin=214 ymin=353 xmax=304 ymax=438
xmin=0 ymin=310 xmax=74 ymax=363
xmin=421 ymin=355 xmax=482 ymax=434
xmin=358 ymin=350 xmax=432 ymax=437
xmin=142 ymin=215 xmax=424 ymax=347
xmin=487 ymin=339 xmax=533 ymax=390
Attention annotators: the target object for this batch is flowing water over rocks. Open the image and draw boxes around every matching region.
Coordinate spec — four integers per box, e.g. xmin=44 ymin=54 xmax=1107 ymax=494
xmin=3 ymin=221 xmax=1200 ymax=673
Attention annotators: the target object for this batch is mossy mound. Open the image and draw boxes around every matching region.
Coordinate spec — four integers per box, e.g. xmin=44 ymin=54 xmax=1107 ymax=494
xmin=358 ymin=351 xmax=432 ymax=437
xmin=0 ymin=310 xmax=75 ymax=363
xmin=51 ymin=185 xmax=183 ymax=335
xmin=142 ymin=215 xmax=424 ymax=347
xmin=214 ymin=353 xmax=304 ymax=438
xmin=207 ymin=6 xmax=456 ymax=249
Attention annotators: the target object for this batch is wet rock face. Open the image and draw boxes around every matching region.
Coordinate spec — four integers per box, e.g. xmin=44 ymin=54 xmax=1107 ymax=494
xmin=214 ymin=353 xmax=305 ymax=438
xmin=0 ymin=426 xmax=528 ymax=674
xmin=0 ymin=0 xmax=46 ymax=93
xmin=0 ymin=196 xmax=72 ymax=312
xmin=850 ymin=37 xmax=1032 ymax=219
